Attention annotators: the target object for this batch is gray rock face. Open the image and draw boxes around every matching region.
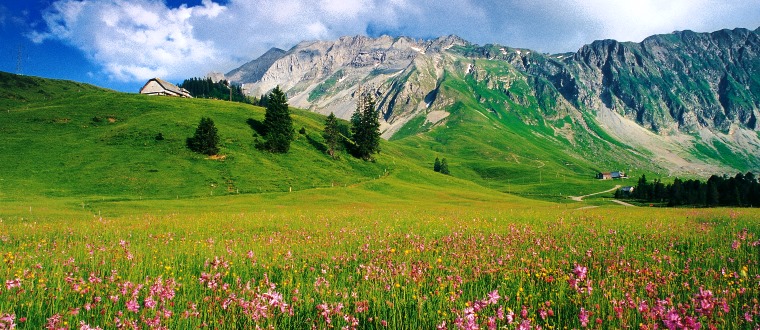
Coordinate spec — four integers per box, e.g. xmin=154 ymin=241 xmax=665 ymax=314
xmin=226 ymin=47 xmax=287 ymax=87
xmin=225 ymin=35 xmax=468 ymax=134
xmin=223 ymin=29 xmax=760 ymax=172
xmin=567 ymin=28 xmax=760 ymax=133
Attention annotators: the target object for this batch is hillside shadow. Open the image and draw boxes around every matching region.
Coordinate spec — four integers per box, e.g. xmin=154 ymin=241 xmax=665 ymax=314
xmin=306 ymin=134 xmax=328 ymax=154
xmin=246 ymin=118 xmax=265 ymax=136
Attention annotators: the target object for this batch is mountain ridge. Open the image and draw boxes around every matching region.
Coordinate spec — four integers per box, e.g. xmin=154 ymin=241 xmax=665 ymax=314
xmin=223 ymin=28 xmax=760 ymax=175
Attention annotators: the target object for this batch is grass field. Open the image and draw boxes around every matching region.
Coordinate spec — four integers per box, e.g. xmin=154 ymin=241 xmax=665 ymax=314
xmin=1 ymin=72 xmax=759 ymax=329
xmin=1 ymin=194 xmax=759 ymax=329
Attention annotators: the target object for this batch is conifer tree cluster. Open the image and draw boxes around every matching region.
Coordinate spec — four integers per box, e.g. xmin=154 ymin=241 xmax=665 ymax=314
xmin=186 ymin=117 xmax=220 ymax=156
xmin=433 ymin=157 xmax=450 ymax=175
xmin=178 ymin=77 xmax=252 ymax=103
xmin=621 ymin=173 xmax=760 ymax=207
xmin=263 ymin=86 xmax=294 ymax=153
xmin=350 ymin=92 xmax=381 ymax=160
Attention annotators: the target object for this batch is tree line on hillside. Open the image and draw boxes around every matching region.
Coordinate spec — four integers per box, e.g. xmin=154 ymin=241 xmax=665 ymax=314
xmin=178 ymin=77 xmax=253 ymax=104
xmin=185 ymin=86 xmax=382 ymax=161
xmin=617 ymin=173 xmax=760 ymax=207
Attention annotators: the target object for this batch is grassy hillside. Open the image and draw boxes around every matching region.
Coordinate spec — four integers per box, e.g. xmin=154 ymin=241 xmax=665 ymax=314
xmin=389 ymin=60 xmax=654 ymax=199
xmin=0 ymin=72 xmax=416 ymax=201
xmin=0 ymin=71 xmax=645 ymax=206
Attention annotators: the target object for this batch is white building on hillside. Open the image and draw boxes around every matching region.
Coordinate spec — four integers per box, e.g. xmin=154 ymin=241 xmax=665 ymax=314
xmin=139 ymin=78 xmax=192 ymax=98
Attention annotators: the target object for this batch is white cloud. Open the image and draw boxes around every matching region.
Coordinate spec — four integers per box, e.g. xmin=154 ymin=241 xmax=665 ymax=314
xmin=32 ymin=0 xmax=225 ymax=82
xmin=30 ymin=0 xmax=760 ymax=83
xmin=320 ymin=0 xmax=369 ymax=18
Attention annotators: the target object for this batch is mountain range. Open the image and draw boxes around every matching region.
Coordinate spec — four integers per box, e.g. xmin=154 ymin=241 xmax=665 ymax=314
xmin=223 ymin=27 xmax=760 ymax=175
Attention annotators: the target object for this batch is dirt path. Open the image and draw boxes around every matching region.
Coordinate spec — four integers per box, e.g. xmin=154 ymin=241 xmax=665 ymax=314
xmin=611 ymin=199 xmax=636 ymax=207
xmin=568 ymin=185 xmax=621 ymax=202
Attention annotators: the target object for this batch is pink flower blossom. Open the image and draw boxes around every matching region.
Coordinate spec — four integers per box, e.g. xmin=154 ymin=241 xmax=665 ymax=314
xmin=4 ymin=279 xmax=20 ymax=290
xmin=486 ymin=290 xmax=500 ymax=305
xmin=662 ymin=309 xmax=683 ymax=330
xmin=78 ymin=321 xmax=103 ymax=330
xmin=573 ymin=265 xmax=588 ymax=280
xmin=0 ymin=313 xmax=16 ymax=329
xmin=579 ymin=308 xmax=590 ymax=328
xmin=126 ymin=299 xmax=140 ymax=313
xmin=144 ymin=296 xmax=157 ymax=309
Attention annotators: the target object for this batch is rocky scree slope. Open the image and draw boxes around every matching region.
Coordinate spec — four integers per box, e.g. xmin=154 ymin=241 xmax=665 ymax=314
xmin=226 ymin=28 xmax=760 ymax=173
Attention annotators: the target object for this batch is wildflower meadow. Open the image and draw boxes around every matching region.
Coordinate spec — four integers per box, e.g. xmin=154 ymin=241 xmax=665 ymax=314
xmin=1 ymin=205 xmax=758 ymax=329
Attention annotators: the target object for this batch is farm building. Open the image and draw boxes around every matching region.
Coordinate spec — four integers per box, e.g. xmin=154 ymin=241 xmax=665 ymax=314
xmin=597 ymin=171 xmax=628 ymax=180
xmin=139 ymin=78 xmax=192 ymax=98
xmin=621 ymin=186 xmax=635 ymax=194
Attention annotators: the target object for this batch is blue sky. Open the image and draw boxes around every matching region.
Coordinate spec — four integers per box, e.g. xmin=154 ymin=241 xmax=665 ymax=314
xmin=2 ymin=0 xmax=759 ymax=93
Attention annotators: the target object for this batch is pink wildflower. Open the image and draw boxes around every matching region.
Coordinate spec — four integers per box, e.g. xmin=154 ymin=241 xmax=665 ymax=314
xmin=78 ymin=321 xmax=103 ymax=330
xmin=45 ymin=314 xmax=63 ymax=330
xmin=694 ymin=287 xmax=715 ymax=317
xmin=126 ymin=299 xmax=140 ymax=313
xmin=0 ymin=313 xmax=16 ymax=329
xmin=663 ymin=309 xmax=683 ymax=330
xmin=486 ymin=290 xmax=500 ymax=305
xmin=4 ymin=279 xmax=20 ymax=290
xmin=505 ymin=309 xmax=515 ymax=324
xmin=144 ymin=296 xmax=157 ymax=309
xmin=579 ymin=308 xmax=590 ymax=328
xmin=573 ymin=265 xmax=588 ymax=280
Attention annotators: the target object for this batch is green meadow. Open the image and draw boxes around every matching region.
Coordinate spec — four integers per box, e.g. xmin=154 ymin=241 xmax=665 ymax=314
xmin=1 ymin=72 xmax=759 ymax=329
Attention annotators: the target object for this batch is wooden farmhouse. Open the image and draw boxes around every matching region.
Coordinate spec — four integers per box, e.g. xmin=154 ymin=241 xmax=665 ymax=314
xmin=597 ymin=171 xmax=627 ymax=180
xmin=139 ymin=78 xmax=192 ymax=98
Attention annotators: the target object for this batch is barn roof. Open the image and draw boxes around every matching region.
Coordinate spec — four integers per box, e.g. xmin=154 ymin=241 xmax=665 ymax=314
xmin=139 ymin=78 xmax=192 ymax=97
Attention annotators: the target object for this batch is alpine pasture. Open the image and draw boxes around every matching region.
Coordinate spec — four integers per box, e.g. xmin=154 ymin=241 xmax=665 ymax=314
xmin=1 ymin=72 xmax=758 ymax=329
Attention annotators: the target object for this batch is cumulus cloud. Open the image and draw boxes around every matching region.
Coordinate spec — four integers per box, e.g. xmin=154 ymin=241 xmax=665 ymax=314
xmin=30 ymin=0 xmax=760 ymax=83
xmin=31 ymin=0 xmax=225 ymax=81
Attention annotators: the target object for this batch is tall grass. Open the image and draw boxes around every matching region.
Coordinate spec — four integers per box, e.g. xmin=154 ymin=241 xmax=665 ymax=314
xmin=1 ymin=202 xmax=758 ymax=329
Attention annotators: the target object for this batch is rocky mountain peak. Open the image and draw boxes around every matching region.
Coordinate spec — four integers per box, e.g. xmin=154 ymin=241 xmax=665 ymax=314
xmin=226 ymin=47 xmax=286 ymax=85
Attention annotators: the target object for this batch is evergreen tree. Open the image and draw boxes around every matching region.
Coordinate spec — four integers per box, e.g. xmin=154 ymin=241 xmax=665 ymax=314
xmin=706 ymin=176 xmax=720 ymax=206
xmin=634 ymin=175 xmax=648 ymax=200
xmin=323 ymin=112 xmax=340 ymax=159
xmin=186 ymin=117 xmax=220 ymax=155
xmin=350 ymin=92 xmax=381 ymax=160
xmin=668 ymin=178 xmax=684 ymax=206
xmin=178 ymin=77 xmax=251 ymax=103
xmin=263 ymin=86 xmax=294 ymax=153
xmin=440 ymin=158 xmax=450 ymax=175
xmin=433 ymin=157 xmax=441 ymax=172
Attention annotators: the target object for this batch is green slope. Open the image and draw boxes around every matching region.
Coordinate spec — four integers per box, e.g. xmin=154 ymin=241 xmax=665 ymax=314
xmin=0 ymin=72 xmax=402 ymax=200
xmin=1 ymin=71 xmax=633 ymax=205
xmin=389 ymin=60 xmax=651 ymax=199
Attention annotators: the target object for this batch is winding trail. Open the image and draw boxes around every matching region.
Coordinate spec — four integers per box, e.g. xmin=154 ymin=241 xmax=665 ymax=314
xmin=611 ymin=199 xmax=636 ymax=207
xmin=568 ymin=185 xmax=621 ymax=202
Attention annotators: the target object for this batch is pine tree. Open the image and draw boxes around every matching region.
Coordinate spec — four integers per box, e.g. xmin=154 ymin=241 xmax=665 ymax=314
xmin=186 ymin=117 xmax=220 ymax=155
xmin=706 ymin=176 xmax=720 ymax=206
xmin=263 ymin=86 xmax=293 ymax=153
xmin=440 ymin=158 xmax=450 ymax=175
xmin=433 ymin=157 xmax=441 ymax=172
xmin=350 ymin=92 xmax=381 ymax=160
xmin=323 ymin=112 xmax=340 ymax=159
